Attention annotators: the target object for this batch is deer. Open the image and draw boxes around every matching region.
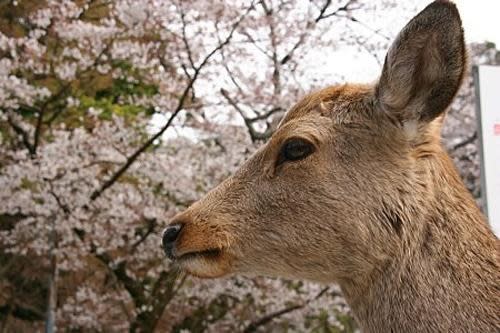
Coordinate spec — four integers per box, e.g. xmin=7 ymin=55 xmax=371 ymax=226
xmin=161 ymin=1 xmax=500 ymax=332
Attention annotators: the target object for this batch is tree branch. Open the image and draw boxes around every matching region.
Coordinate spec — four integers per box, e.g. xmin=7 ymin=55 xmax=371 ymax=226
xmin=280 ymin=0 xmax=332 ymax=65
xmin=43 ymin=39 xmax=113 ymax=128
xmin=216 ymin=23 xmax=246 ymax=95
xmin=220 ymin=88 xmax=274 ymax=142
xmin=281 ymin=0 xmax=361 ymax=66
xmin=243 ymin=287 xmax=332 ymax=333
xmin=178 ymin=4 xmax=196 ymax=72
xmin=241 ymin=29 xmax=273 ymax=59
xmin=249 ymin=106 xmax=283 ymax=122
xmin=318 ymin=0 xmax=359 ymax=20
xmin=260 ymin=0 xmax=281 ymax=99
xmin=347 ymin=15 xmax=390 ymax=41
xmin=96 ymin=253 xmax=146 ymax=306
xmin=130 ymin=217 xmax=157 ymax=252
xmin=90 ymin=3 xmax=254 ymax=201
xmin=451 ymin=131 xmax=478 ymax=151
xmin=6 ymin=113 xmax=35 ymax=155
xmin=0 ymin=303 xmax=44 ymax=322
xmin=33 ymin=82 xmax=72 ymax=154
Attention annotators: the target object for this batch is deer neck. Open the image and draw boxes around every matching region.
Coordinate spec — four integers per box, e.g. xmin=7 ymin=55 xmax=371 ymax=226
xmin=339 ymin=152 xmax=498 ymax=333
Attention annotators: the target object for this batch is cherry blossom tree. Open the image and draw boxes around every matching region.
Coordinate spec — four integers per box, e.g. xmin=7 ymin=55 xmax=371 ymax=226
xmin=0 ymin=0 xmax=255 ymax=330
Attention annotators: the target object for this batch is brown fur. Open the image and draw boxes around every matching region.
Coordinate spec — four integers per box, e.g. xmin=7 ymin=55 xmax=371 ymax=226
xmin=164 ymin=1 xmax=500 ymax=332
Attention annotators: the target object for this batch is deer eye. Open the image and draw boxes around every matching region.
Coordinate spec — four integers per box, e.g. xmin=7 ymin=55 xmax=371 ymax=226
xmin=277 ymin=138 xmax=315 ymax=165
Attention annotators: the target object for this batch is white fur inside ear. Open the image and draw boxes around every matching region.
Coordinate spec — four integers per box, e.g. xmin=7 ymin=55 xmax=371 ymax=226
xmin=403 ymin=120 xmax=419 ymax=139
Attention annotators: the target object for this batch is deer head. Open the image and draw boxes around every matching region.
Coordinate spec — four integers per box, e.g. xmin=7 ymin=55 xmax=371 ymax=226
xmin=162 ymin=0 xmax=467 ymax=285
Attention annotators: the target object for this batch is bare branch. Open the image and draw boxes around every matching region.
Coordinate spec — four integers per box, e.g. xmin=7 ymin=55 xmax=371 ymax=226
xmin=259 ymin=0 xmax=272 ymax=16
xmin=130 ymin=218 xmax=157 ymax=252
xmin=249 ymin=106 xmax=283 ymax=121
xmin=281 ymin=0 xmax=362 ymax=66
xmin=260 ymin=0 xmax=281 ymax=98
xmin=280 ymin=30 xmax=309 ymax=65
xmin=243 ymin=287 xmax=333 ymax=333
xmin=451 ymin=131 xmax=478 ymax=151
xmin=280 ymin=0 xmax=333 ymax=65
xmin=220 ymin=89 xmax=274 ymax=142
xmin=318 ymin=0 xmax=360 ymax=20
xmin=178 ymin=3 xmax=196 ymax=71
xmin=33 ymin=82 xmax=72 ymax=154
xmin=49 ymin=189 xmax=71 ymax=216
xmin=241 ymin=29 xmax=274 ymax=59
xmin=348 ymin=15 xmax=391 ymax=41
xmin=216 ymin=23 xmax=246 ymax=95
xmin=6 ymin=113 xmax=35 ymax=155
xmin=94 ymin=252 xmax=146 ymax=306
xmin=314 ymin=0 xmax=333 ymax=20
xmin=0 ymin=303 xmax=44 ymax=322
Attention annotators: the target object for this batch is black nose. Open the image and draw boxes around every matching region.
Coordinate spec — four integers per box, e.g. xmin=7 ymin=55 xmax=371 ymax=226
xmin=162 ymin=224 xmax=182 ymax=259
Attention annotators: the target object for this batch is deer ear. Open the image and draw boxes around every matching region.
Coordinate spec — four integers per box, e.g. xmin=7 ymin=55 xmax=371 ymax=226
xmin=376 ymin=0 xmax=466 ymax=124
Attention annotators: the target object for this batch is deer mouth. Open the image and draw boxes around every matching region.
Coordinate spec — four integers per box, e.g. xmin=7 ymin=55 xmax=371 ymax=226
xmin=176 ymin=248 xmax=223 ymax=262
xmin=173 ymin=246 xmax=231 ymax=278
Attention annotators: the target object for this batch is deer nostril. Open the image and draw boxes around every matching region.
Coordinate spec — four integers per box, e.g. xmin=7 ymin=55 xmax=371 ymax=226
xmin=162 ymin=224 xmax=182 ymax=245
xmin=162 ymin=224 xmax=182 ymax=258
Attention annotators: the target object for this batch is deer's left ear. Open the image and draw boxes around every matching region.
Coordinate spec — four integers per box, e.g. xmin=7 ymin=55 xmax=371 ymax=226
xmin=376 ymin=0 xmax=466 ymax=124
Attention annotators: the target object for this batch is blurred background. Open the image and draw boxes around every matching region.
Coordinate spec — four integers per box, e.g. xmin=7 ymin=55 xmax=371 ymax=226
xmin=0 ymin=0 xmax=498 ymax=332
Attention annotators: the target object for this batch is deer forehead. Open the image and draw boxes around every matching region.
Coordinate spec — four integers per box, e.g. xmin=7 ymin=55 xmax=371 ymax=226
xmin=279 ymin=83 xmax=375 ymax=129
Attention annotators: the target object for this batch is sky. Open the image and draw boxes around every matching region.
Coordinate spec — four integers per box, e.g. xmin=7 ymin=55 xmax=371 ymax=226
xmin=323 ymin=0 xmax=500 ymax=83
xmin=454 ymin=0 xmax=500 ymax=47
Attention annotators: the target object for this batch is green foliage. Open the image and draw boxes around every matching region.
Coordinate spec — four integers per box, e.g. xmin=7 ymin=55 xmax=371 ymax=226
xmin=99 ymin=60 xmax=159 ymax=99
xmin=47 ymin=85 xmax=155 ymax=130
xmin=19 ymin=177 xmax=39 ymax=193
xmin=485 ymin=41 xmax=496 ymax=49
xmin=117 ymin=174 xmax=141 ymax=187
xmin=304 ymin=309 xmax=357 ymax=333
xmin=103 ymin=78 xmax=158 ymax=99
xmin=79 ymin=95 xmax=148 ymax=121
xmin=16 ymin=104 xmax=39 ymax=119
xmin=334 ymin=311 xmax=358 ymax=333
xmin=0 ymin=124 xmax=10 ymax=147
xmin=0 ymin=0 xmax=46 ymax=38
xmin=66 ymin=61 xmax=158 ymax=125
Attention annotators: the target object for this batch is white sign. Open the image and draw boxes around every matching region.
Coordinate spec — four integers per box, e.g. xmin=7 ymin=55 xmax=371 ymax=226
xmin=474 ymin=65 xmax=500 ymax=237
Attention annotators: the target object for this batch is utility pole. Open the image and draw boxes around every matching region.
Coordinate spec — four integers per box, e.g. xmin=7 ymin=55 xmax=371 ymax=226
xmin=45 ymin=216 xmax=57 ymax=333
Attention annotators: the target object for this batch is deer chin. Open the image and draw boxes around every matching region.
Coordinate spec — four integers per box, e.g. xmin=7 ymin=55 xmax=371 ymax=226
xmin=174 ymin=248 xmax=232 ymax=278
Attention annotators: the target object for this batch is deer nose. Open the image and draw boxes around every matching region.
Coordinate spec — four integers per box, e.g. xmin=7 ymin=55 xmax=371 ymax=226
xmin=162 ymin=224 xmax=183 ymax=259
